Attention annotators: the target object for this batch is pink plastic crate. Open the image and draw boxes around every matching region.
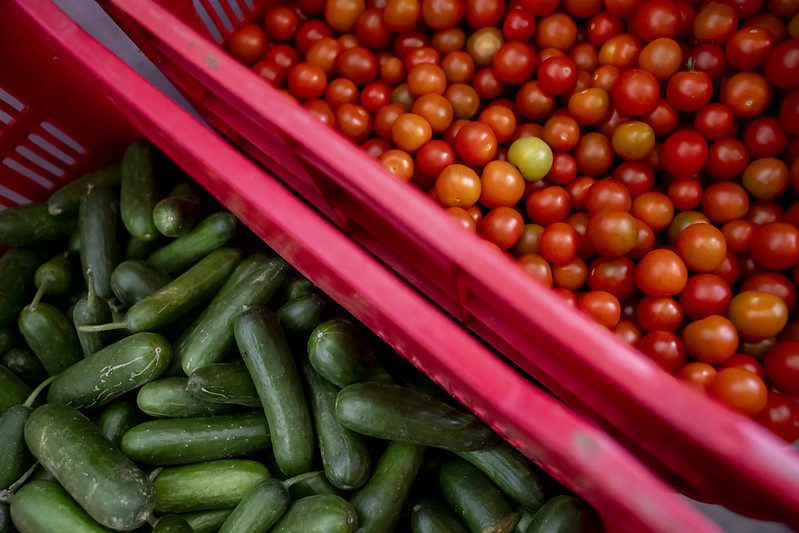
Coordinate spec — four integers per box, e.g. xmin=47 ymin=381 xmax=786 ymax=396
xmin=101 ymin=0 xmax=799 ymax=523
xmin=0 ymin=0 xmax=724 ymax=530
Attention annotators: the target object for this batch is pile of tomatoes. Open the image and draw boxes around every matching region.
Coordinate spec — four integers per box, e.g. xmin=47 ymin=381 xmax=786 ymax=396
xmin=225 ymin=0 xmax=799 ymax=440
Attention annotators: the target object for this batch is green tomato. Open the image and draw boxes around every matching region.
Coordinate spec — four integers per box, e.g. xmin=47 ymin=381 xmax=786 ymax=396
xmin=508 ymin=137 xmax=553 ymax=182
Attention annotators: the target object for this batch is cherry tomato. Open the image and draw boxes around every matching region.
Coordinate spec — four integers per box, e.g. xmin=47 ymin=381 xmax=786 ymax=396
xmin=228 ymin=24 xmax=268 ymax=64
xmin=729 ymin=290 xmax=789 ymax=341
xmin=742 ymin=158 xmax=789 ymax=201
xmin=720 ymin=72 xmax=772 ymax=118
xmin=701 ymin=182 xmax=749 ymax=224
xmin=676 ymin=223 xmax=727 ymax=273
xmin=588 ymin=210 xmax=638 ymax=257
xmin=756 ymin=392 xmax=799 ymax=442
xmin=568 ymin=88 xmax=610 ymax=126
xmin=708 ymin=367 xmax=768 ymax=416
xmin=454 ymin=122 xmax=497 ymax=167
xmin=538 ymin=56 xmax=579 ymax=95
xmin=678 ymin=362 xmax=717 ymax=391
xmin=288 ymin=63 xmax=328 ymax=100
xmin=336 ymin=103 xmax=373 ymax=142
xmin=446 ymin=206 xmax=478 ymax=232
xmin=514 ymin=223 xmax=544 ymax=256
xmin=725 ymin=26 xmax=774 ymax=71
xmin=415 ymin=139 xmax=456 ymax=181
xmin=435 ymin=164 xmax=481 ymax=207
xmin=379 ymin=149 xmax=415 ymax=180
xmin=613 ymin=162 xmax=654 ymax=198
xmin=694 ymin=3 xmax=738 ymax=44
xmin=639 ymin=331 xmax=686 ymax=371
xmin=637 ymin=296 xmax=683 ymax=332
xmin=588 ymin=256 xmax=636 ymax=300
xmin=479 ymin=161 xmax=525 ymax=208
xmin=265 ymin=6 xmax=300 ymax=42
xmin=638 ymin=38 xmax=682 ymax=81
xmin=574 ymin=132 xmax=614 ymax=177
xmin=611 ymin=121 xmax=655 ymax=161
xmin=384 ymin=0 xmax=421 ymax=32
xmin=580 ymin=290 xmax=622 ymax=327
xmin=503 ymin=7 xmax=536 ymax=42
xmin=765 ymin=39 xmax=799 ymax=90
xmin=668 ymin=179 xmax=703 ymax=211
xmin=636 ymin=249 xmax=688 ymax=296
xmin=666 ymin=64 xmax=713 ymax=113
xmin=694 ymin=104 xmax=736 ymax=141
xmin=536 ymin=14 xmax=578 ymax=52
xmin=742 ymin=118 xmax=788 ymax=160
xmin=518 ymin=253 xmax=554 ymax=286
xmin=680 ymin=273 xmax=732 ymax=320
xmin=540 ymin=222 xmax=579 ymax=265
xmin=481 ymin=207 xmax=525 ymax=249
xmin=445 ymin=84 xmax=481 ymax=119
xmin=493 ymin=42 xmax=538 ymax=85
xmin=721 ymin=354 xmax=764 ymax=379
xmin=705 ymin=139 xmax=749 ymax=182
xmin=683 ymin=315 xmax=739 ymax=363
xmin=612 ymin=69 xmax=660 ymax=116
xmin=661 ymin=131 xmax=708 ymax=178
xmin=526 ymin=186 xmax=571 ymax=225
xmin=751 ymin=223 xmax=799 ymax=271
xmin=764 ymin=341 xmax=799 ymax=395
xmin=325 ymin=0 xmax=366 ymax=32
xmin=422 ymin=0 xmax=464 ymax=29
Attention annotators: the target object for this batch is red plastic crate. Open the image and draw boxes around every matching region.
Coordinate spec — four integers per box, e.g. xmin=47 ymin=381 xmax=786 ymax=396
xmin=100 ymin=0 xmax=799 ymax=523
xmin=0 ymin=1 xmax=724 ymax=530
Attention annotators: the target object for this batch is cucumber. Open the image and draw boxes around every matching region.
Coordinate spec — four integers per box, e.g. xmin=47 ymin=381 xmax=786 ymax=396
xmin=110 ymin=260 xmax=171 ymax=306
xmin=0 ymin=366 xmax=31 ymax=413
xmin=515 ymin=510 xmax=535 ymax=533
xmin=152 ymin=459 xmax=270 ymax=513
xmin=149 ymin=212 xmax=237 ymax=275
xmin=121 ymin=141 xmax=159 ymax=241
xmin=68 ymin=228 xmax=81 ymax=254
xmin=24 ymin=403 xmax=153 ymax=530
xmin=527 ymin=496 xmax=598 ymax=533
xmin=121 ymin=412 xmax=270 ymax=465
xmin=351 ymin=441 xmax=425 ymax=532
xmin=0 ymin=248 xmax=45 ymax=327
xmin=73 ymin=270 xmax=113 ymax=356
xmin=126 ymin=235 xmax=158 ymax=260
xmin=33 ymin=253 xmax=72 ymax=297
xmin=458 ymin=444 xmax=546 ymax=513
xmin=273 ymin=495 xmax=357 ymax=533
xmin=180 ymin=509 xmax=233 ymax=533
xmin=18 ymin=300 xmax=82 ymax=375
xmin=2 ymin=349 xmax=45 ymax=386
xmin=0 ymin=405 xmax=31 ymax=490
xmin=0 ymin=503 xmax=8 ymax=533
xmin=97 ymin=399 xmax=139 ymax=446
xmin=285 ymin=471 xmax=338 ymax=499
xmin=178 ymin=254 xmax=289 ymax=375
xmin=0 ymin=203 xmax=75 ymax=247
xmin=301 ymin=360 xmax=370 ymax=490
xmin=9 ymin=480 xmax=110 ymax=533
xmin=137 ymin=378 xmax=238 ymax=418
xmin=439 ymin=459 xmax=519 ymax=533
xmin=234 ymin=307 xmax=314 ymax=477
xmin=186 ymin=363 xmax=260 ymax=407
xmin=411 ymin=499 xmax=469 ymax=533
xmin=153 ymin=193 xmax=203 ymax=238
xmin=277 ymin=294 xmax=326 ymax=338
xmin=219 ymin=479 xmax=290 ymax=533
xmin=285 ymin=277 xmax=316 ymax=300
xmin=83 ymin=248 xmax=243 ymax=334
xmin=0 ymin=328 xmax=13 ymax=356
xmin=308 ymin=319 xmax=391 ymax=387
xmin=47 ymin=333 xmax=172 ymax=409
xmin=153 ymin=514 xmax=193 ymax=532
xmin=79 ymin=186 xmax=119 ymax=299
xmin=335 ymin=382 xmax=494 ymax=451
xmin=47 ymin=163 xmax=121 ymax=215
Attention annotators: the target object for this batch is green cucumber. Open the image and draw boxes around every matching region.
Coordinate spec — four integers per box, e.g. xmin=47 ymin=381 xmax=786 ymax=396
xmin=235 ymin=307 xmax=314 ymax=477
xmin=308 ymin=319 xmax=391 ymax=387
xmin=110 ymin=260 xmax=171 ymax=306
xmin=97 ymin=399 xmax=139 ymax=446
xmin=351 ymin=441 xmax=425 ymax=532
xmin=82 ymin=248 xmax=242 ymax=334
xmin=285 ymin=277 xmax=316 ymax=300
xmin=219 ymin=479 xmax=289 ymax=533
xmin=0 ymin=203 xmax=75 ymax=247
xmin=47 ymin=163 xmax=121 ymax=216
xmin=0 ymin=248 xmax=45 ymax=327
xmin=24 ymin=403 xmax=153 ymax=530
xmin=186 ymin=363 xmax=260 ymax=407
xmin=515 ymin=510 xmax=535 ymax=533
xmin=33 ymin=253 xmax=72 ymax=297
xmin=121 ymin=412 xmax=270 ymax=465
xmin=153 ymin=514 xmax=193 ymax=533
xmin=149 ymin=212 xmax=237 ymax=275
xmin=277 ymin=294 xmax=326 ymax=338
xmin=458 ymin=444 xmax=546 ymax=513
xmin=47 ymin=333 xmax=172 ymax=409
xmin=137 ymin=378 xmax=238 ymax=418
xmin=301 ymin=360 xmax=370 ymax=490
xmin=152 ymin=459 xmax=270 ymax=513
xmin=0 ymin=366 xmax=31 ymax=414
xmin=18 ymin=299 xmax=82 ymax=376
xmin=73 ymin=270 xmax=113 ymax=356
xmin=0 ymin=503 xmax=8 ymax=533
xmin=79 ymin=186 xmax=119 ymax=299
xmin=126 ymin=235 xmax=158 ymax=260
xmin=10 ymin=480 xmax=110 ymax=533
xmin=411 ymin=499 xmax=469 ymax=533
xmin=0 ymin=328 xmax=13 ymax=356
xmin=272 ymin=495 xmax=358 ymax=533
xmin=2 ymin=349 xmax=45 ymax=386
xmin=285 ymin=471 xmax=338 ymax=499
xmin=335 ymin=382 xmax=494 ymax=451
xmin=0 ymin=405 xmax=31 ymax=490
xmin=121 ymin=141 xmax=159 ymax=241
xmin=153 ymin=193 xmax=203 ymax=238
xmin=440 ymin=459 xmax=519 ymax=533
xmin=180 ymin=509 xmax=233 ymax=533
xmin=68 ymin=228 xmax=81 ymax=254
xmin=178 ymin=254 xmax=289 ymax=375
xmin=527 ymin=496 xmax=598 ymax=533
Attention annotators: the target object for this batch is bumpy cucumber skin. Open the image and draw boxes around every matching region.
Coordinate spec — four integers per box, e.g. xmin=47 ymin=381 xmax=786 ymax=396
xmin=152 ymin=459 xmax=270 ymax=513
xmin=272 ymin=495 xmax=358 ymax=533
xmin=335 ymin=382 xmax=494 ymax=451
xmin=121 ymin=412 xmax=270 ymax=465
xmin=219 ymin=479 xmax=289 ymax=533
xmin=137 ymin=378 xmax=238 ymax=418
xmin=120 ymin=142 xmax=159 ymax=242
xmin=0 ymin=203 xmax=76 ymax=247
xmin=153 ymin=194 xmax=203 ymax=238
xmin=18 ymin=302 xmax=83 ymax=375
xmin=179 ymin=509 xmax=233 ymax=533
xmin=47 ymin=333 xmax=172 ymax=409
xmin=277 ymin=294 xmax=326 ymax=338
xmin=97 ymin=399 xmax=139 ymax=446
xmin=410 ymin=500 xmax=469 ymax=533
xmin=10 ymin=480 xmax=110 ymax=533
xmin=0 ymin=366 xmax=31 ymax=414
xmin=79 ymin=187 xmax=119 ymax=299
xmin=178 ymin=254 xmax=289 ymax=375
xmin=24 ymin=403 xmax=153 ymax=530
xmin=2 ymin=348 xmax=45 ymax=385
xmin=235 ymin=308 xmax=314 ymax=477
xmin=308 ymin=319 xmax=391 ymax=387
xmin=0 ymin=405 xmax=31 ymax=490
xmin=48 ymin=163 xmax=121 ymax=216
xmin=73 ymin=283 xmax=113 ymax=357
xmin=186 ymin=363 xmax=260 ymax=407
xmin=153 ymin=514 xmax=193 ymax=533
xmin=527 ymin=496 xmax=598 ymax=533
xmin=111 ymin=260 xmax=171 ymax=306
xmin=301 ymin=360 xmax=371 ymax=490
xmin=0 ymin=249 xmax=45 ymax=328
xmin=351 ymin=441 xmax=425 ymax=533
xmin=149 ymin=212 xmax=237 ymax=275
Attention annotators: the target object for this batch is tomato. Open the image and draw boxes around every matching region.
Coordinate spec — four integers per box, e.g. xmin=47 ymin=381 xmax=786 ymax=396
xmin=465 ymin=0 xmax=505 ymax=28
xmin=588 ymin=13 xmax=624 ymax=46
xmin=630 ymin=0 xmax=680 ymax=42
xmin=445 ymin=84 xmax=480 ymax=119
xmin=742 ymin=158 xmax=789 ymax=201
xmin=296 ymin=20 xmax=334 ymax=55
xmin=336 ymin=103 xmax=373 ymax=142
xmin=599 ymin=34 xmax=643 ymax=69
xmin=228 ymin=24 xmax=268 ymax=64
xmin=693 ymin=3 xmax=738 ymax=44
xmin=453 ymin=122 xmax=497 ymax=167
xmin=472 ymin=69 xmax=505 ymax=100
xmin=518 ymin=253 xmax=554 ymax=286
xmin=636 ymin=249 xmax=688 ymax=296
xmin=585 ymin=180 xmax=631 ymax=213
xmin=540 ymin=222 xmax=579 ymax=265
xmin=568 ymin=88 xmax=610 ymax=126
xmin=708 ymin=368 xmax=768 ymax=416
xmin=481 ymin=207 xmax=525 ymax=249
xmin=508 ymin=137 xmax=554 ymax=182
xmin=680 ymin=273 xmax=732 ymax=320
xmin=721 ymin=218 xmax=755 ymax=256
xmin=613 ymin=162 xmax=654 ymax=198
xmin=574 ymin=132 xmax=614 ymax=177
xmin=638 ymin=38 xmax=682 ymax=81
xmin=392 ymin=113 xmax=433 ymax=151
xmin=667 ymin=211 xmax=709 ymax=243
xmin=379 ymin=149 xmax=415 ymax=180
xmin=742 ymin=118 xmax=788 ymax=160
xmin=355 ymin=9 xmax=392 ymax=49
xmin=380 ymin=56 xmax=405 ymax=83
xmin=678 ymin=362 xmax=717 ymax=391
xmin=478 ymin=105 xmax=515 ymax=144
xmin=384 ymin=0 xmax=421 ymax=32
xmin=668 ymin=179 xmax=703 ymax=211
xmin=537 ymin=56 xmax=578 ymax=96
xmin=588 ymin=210 xmax=638 ymax=257
xmin=756 ymin=392 xmax=799 ymax=442
xmin=666 ymin=65 xmax=713 ymax=113
xmin=466 ymin=28 xmax=504 ymax=67
xmin=407 ymin=63 xmax=447 ymax=96
xmin=404 ymin=45 xmax=440 ymax=68
xmin=325 ymin=0 xmax=365 ymax=32
xmin=536 ymin=14 xmax=578 ymax=52
xmin=729 ymin=290 xmax=789 ymax=341
xmin=742 ymin=272 xmax=796 ymax=310
xmin=304 ymin=99 xmax=336 ymax=126
xmin=676 ymin=223 xmax=727 ymax=273
xmin=639 ymin=331 xmax=686 ymax=371
xmin=701 ymin=183 xmax=749 ymax=225
xmin=514 ymin=223 xmax=544 ymax=256
xmin=747 ymin=202 xmax=784 ymax=226
xmin=435 ymin=164 xmax=481 ymax=207
xmin=611 ymin=69 xmax=660 ymax=116
xmin=394 ymin=32 xmax=430 ymax=58
xmin=683 ymin=315 xmax=739 ymax=363
xmin=415 ymin=139 xmax=456 ymax=181
xmin=446 ymin=206 xmax=478 ymax=232
xmin=492 ymin=42 xmax=537 ymax=85
xmin=751 ymin=223 xmax=799 ymax=271
xmin=694 ymin=104 xmax=736 ymax=142
xmin=721 ymin=354 xmax=764 ymax=379
xmin=780 ymin=91 xmax=799 ymax=137
xmin=588 ymin=256 xmax=636 ymax=300
xmin=765 ymin=39 xmax=799 ymax=90
xmin=661 ymin=131 xmax=708 ymax=178
xmin=503 ymin=7 xmax=536 ymax=42
xmin=265 ymin=6 xmax=300 ymax=42
xmin=526 ymin=186 xmax=571 ymax=225
xmin=542 ymin=116 xmax=580 ymax=153
xmin=764 ymin=341 xmax=799 ymax=395
xmin=337 ymin=46 xmax=379 ymax=85
xmin=361 ymin=81 xmax=392 ymax=112
xmin=721 ymin=72 xmax=772 ymax=119
xmin=580 ymin=290 xmax=621 ymax=328
xmin=632 ymin=192 xmax=673 ymax=231
xmin=725 ymin=27 xmax=774 ymax=71
xmin=705 ymin=139 xmax=749 ymax=183
xmin=615 ymin=319 xmax=643 ymax=345
xmin=421 ymin=0 xmax=464 ymax=29
xmin=637 ymin=296 xmax=683 ymax=332
xmin=611 ymin=121 xmax=655 ymax=161
xmin=479 ymin=161 xmax=525 ymax=208
xmin=516 ymin=81 xmax=557 ymax=121
xmin=307 ymin=37 xmax=342 ymax=76
xmin=690 ymin=43 xmax=727 ymax=80
xmin=374 ymin=103 xmax=404 ymax=140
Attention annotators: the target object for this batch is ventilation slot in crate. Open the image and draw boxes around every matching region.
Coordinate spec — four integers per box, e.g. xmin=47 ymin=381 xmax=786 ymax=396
xmin=193 ymin=0 xmax=253 ymax=43
xmin=0 ymin=86 xmax=25 ymax=131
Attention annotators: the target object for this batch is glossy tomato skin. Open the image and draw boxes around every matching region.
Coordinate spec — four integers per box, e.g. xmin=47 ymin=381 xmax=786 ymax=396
xmin=694 ymin=104 xmax=736 ymax=141
xmin=709 ymin=367 xmax=768 ymax=416
xmin=678 ymin=362 xmax=717 ymax=391
xmin=683 ymin=315 xmax=739 ymax=364
xmin=751 ymin=223 xmax=799 ymax=271
xmin=630 ymin=0 xmax=680 ymax=42
xmin=680 ymin=274 xmax=732 ymax=320
xmin=639 ymin=331 xmax=686 ymax=371
xmin=661 ymin=131 xmax=708 ymax=178
xmin=637 ymin=296 xmax=683 ymax=332
xmin=756 ymin=392 xmax=799 ymax=442
xmin=666 ymin=69 xmax=713 ymax=112
xmin=764 ymin=341 xmax=799 ymax=395
xmin=612 ymin=69 xmax=660 ymax=116
xmin=765 ymin=39 xmax=799 ymax=90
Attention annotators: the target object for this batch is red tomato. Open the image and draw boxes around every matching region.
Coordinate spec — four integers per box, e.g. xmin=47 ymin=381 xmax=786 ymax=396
xmin=639 ymin=331 xmax=686 ymax=371
xmin=666 ymin=66 xmax=713 ymax=112
xmin=764 ymin=341 xmax=799 ymax=395
xmin=612 ymin=69 xmax=660 ymax=116
xmin=680 ymin=274 xmax=732 ymax=320
xmin=661 ymin=131 xmax=708 ymax=178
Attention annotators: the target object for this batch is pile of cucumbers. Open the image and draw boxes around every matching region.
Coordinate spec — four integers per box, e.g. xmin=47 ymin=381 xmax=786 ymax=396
xmin=0 ymin=142 xmax=600 ymax=533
